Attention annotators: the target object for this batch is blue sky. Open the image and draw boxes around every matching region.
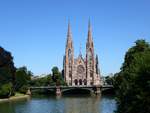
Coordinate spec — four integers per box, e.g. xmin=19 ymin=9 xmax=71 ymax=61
xmin=0 ymin=0 xmax=150 ymax=76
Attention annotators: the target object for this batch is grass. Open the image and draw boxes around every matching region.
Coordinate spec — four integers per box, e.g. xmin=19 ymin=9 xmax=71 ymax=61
xmin=14 ymin=92 xmax=25 ymax=97
xmin=0 ymin=92 xmax=29 ymax=102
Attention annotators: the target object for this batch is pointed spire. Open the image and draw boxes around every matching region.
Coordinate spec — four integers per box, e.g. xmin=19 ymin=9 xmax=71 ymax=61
xmin=87 ymin=19 xmax=93 ymax=44
xmin=67 ymin=20 xmax=72 ymax=38
xmin=88 ymin=19 xmax=92 ymax=32
xmin=66 ymin=20 xmax=74 ymax=49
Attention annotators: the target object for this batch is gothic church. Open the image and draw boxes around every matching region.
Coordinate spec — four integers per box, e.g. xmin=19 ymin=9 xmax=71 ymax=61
xmin=63 ymin=22 xmax=101 ymax=86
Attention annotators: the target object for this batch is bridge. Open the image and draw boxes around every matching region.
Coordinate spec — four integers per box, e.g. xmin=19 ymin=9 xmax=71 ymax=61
xmin=28 ymin=85 xmax=113 ymax=96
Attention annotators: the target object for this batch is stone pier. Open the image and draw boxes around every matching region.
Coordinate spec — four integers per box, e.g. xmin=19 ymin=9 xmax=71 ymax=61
xmin=56 ymin=86 xmax=61 ymax=96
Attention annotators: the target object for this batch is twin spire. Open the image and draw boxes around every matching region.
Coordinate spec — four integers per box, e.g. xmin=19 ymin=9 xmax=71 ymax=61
xmin=87 ymin=20 xmax=93 ymax=43
xmin=67 ymin=21 xmax=72 ymax=43
xmin=66 ymin=20 xmax=93 ymax=46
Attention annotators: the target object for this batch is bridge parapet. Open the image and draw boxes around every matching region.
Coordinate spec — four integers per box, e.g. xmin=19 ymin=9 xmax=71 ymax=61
xmin=29 ymin=85 xmax=113 ymax=95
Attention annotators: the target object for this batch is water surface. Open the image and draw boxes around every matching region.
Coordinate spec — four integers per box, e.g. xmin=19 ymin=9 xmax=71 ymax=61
xmin=0 ymin=95 xmax=117 ymax=113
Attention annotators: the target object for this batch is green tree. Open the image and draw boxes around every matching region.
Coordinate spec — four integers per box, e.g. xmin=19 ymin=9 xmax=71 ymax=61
xmin=0 ymin=47 xmax=16 ymax=98
xmin=0 ymin=83 xmax=13 ymax=98
xmin=52 ymin=66 xmax=66 ymax=86
xmin=30 ymin=74 xmax=55 ymax=86
xmin=30 ymin=67 xmax=66 ymax=87
xmin=15 ymin=66 xmax=32 ymax=93
xmin=114 ymin=39 xmax=150 ymax=113
xmin=105 ymin=75 xmax=114 ymax=85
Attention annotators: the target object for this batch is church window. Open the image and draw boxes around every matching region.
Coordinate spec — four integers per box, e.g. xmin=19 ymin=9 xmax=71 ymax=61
xmin=69 ymin=72 xmax=72 ymax=78
xmin=77 ymin=65 xmax=84 ymax=74
xmin=68 ymin=49 xmax=72 ymax=61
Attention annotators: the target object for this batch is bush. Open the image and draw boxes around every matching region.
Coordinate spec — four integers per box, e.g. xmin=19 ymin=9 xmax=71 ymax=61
xmin=0 ymin=83 xmax=13 ymax=98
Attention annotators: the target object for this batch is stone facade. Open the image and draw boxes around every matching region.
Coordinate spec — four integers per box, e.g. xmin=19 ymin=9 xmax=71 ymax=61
xmin=63 ymin=22 xmax=101 ymax=86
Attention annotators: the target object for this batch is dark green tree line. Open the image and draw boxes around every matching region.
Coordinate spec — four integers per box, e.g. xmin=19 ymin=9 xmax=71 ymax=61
xmin=0 ymin=46 xmax=33 ymax=97
xmin=51 ymin=66 xmax=66 ymax=86
xmin=30 ymin=66 xmax=66 ymax=86
xmin=0 ymin=46 xmax=66 ymax=98
xmin=15 ymin=66 xmax=33 ymax=93
xmin=30 ymin=74 xmax=54 ymax=86
xmin=0 ymin=47 xmax=16 ymax=98
xmin=114 ymin=39 xmax=150 ymax=113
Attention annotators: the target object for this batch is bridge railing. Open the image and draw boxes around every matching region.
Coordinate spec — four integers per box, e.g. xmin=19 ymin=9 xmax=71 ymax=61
xmin=29 ymin=85 xmax=113 ymax=89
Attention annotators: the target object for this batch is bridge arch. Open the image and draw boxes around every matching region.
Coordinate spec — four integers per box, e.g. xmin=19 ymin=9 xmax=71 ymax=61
xmin=61 ymin=88 xmax=93 ymax=95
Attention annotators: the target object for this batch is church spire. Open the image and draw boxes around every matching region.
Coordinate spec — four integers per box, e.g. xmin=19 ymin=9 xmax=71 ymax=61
xmin=87 ymin=20 xmax=93 ymax=43
xmin=86 ymin=20 xmax=94 ymax=49
xmin=67 ymin=21 xmax=72 ymax=42
xmin=66 ymin=21 xmax=73 ymax=49
xmin=64 ymin=21 xmax=74 ymax=84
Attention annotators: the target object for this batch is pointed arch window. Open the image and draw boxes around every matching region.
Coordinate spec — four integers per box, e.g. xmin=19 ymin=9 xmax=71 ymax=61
xmin=88 ymin=51 xmax=93 ymax=68
xmin=68 ymin=49 xmax=72 ymax=66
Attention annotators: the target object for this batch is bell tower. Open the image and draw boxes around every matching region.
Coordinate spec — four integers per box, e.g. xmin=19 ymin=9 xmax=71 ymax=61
xmin=86 ymin=21 xmax=95 ymax=86
xmin=64 ymin=22 xmax=74 ymax=85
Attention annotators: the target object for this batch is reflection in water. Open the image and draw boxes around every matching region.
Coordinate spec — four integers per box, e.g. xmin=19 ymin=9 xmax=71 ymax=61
xmin=64 ymin=95 xmax=100 ymax=113
xmin=0 ymin=94 xmax=117 ymax=113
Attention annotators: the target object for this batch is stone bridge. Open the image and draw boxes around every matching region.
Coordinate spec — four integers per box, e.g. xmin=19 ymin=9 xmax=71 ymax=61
xmin=28 ymin=85 xmax=113 ymax=96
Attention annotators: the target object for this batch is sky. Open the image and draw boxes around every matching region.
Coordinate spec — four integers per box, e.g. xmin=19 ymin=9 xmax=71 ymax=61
xmin=0 ymin=0 xmax=150 ymax=76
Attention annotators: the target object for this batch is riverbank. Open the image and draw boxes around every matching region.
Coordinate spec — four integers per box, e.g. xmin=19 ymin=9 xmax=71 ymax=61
xmin=0 ymin=93 xmax=30 ymax=103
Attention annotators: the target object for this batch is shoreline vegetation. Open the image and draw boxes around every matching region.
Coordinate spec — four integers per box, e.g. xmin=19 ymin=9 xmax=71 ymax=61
xmin=0 ymin=46 xmax=66 ymax=100
xmin=0 ymin=92 xmax=30 ymax=103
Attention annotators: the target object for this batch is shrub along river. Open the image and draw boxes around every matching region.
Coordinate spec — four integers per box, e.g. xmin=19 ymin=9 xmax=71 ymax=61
xmin=0 ymin=94 xmax=117 ymax=113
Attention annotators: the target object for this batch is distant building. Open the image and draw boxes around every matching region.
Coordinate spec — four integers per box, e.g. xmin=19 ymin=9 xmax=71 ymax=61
xmin=63 ymin=21 xmax=101 ymax=86
xmin=31 ymin=74 xmax=47 ymax=80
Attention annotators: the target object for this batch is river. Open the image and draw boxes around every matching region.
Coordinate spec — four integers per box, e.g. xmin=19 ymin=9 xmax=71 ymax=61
xmin=0 ymin=94 xmax=117 ymax=113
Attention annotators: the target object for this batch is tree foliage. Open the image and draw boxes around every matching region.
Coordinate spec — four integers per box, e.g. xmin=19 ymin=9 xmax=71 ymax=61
xmin=15 ymin=66 xmax=32 ymax=93
xmin=30 ymin=74 xmax=55 ymax=86
xmin=0 ymin=83 xmax=13 ymax=98
xmin=114 ymin=39 xmax=150 ymax=113
xmin=52 ymin=66 xmax=66 ymax=86
xmin=0 ymin=46 xmax=66 ymax=97
xmin=105 ymin=75 xmax=114 ymax=85
xmin=30 ymin=66 xmax=66 ymax=87
xmin=0 ymin=47 xmax=16 ymax=98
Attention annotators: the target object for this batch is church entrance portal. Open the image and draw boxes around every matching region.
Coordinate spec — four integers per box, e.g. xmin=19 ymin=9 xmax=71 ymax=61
xmin=79 ymin=79 xmax=82 ymax=85
xmin=74 ymin=79 xmax=78 ymax=85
